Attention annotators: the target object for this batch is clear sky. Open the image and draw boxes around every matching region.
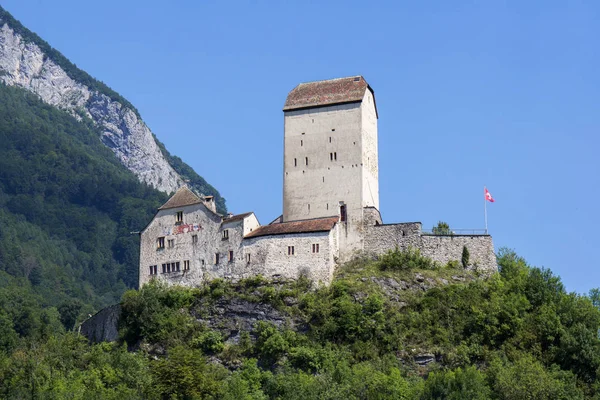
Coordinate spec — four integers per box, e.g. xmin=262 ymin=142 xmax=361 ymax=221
xmin=3 ymin=0 xmax=599 ymax=293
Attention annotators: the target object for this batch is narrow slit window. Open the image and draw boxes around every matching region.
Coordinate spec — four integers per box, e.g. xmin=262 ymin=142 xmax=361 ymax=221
xmin=229 ymin=251 xmax=234 ymax=262
xmin=246 ymin=253 xmax=251 ymax=263
xmin=305 ymin=157 xmax=308 ymax=166
xmin=329 ymin=137 xmax=332 ymax=143
xmin=340 ymin=205 xmax=347 ymax=222
xmin=301 ymin=139 xmax=303 ymax=146
xmin=149 ymin=266 xmax=153 ymax=275
xmin=183 ymin=260 xmax=190 ymax=271
xmin=334 ymin=152 xmax=337 ymax=161
xmin=294 ymin=158 xmax=297 ymax=167
xmin=288 ymin=246 xmax=295 ymax=255
xmin=330 ymin=153 xmax=333 ymax=161
xmin=312 ymin=244 xmax=320 ymax=253
xmin=192 ymin=235 xmax=198 ymax=244
xmin=153 ymin=265 xmax=157 ymax=275
xmin=215 ymin=253 xmax=220 ymax=264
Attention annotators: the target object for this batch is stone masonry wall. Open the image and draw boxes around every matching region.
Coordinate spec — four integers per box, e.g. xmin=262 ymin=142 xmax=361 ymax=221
xmin=364 ymin=222 xmax=497 ymax=272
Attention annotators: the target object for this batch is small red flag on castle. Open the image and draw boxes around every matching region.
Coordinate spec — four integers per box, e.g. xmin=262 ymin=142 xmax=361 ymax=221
xmin=484 ymin=187 xmax=495 ymax=203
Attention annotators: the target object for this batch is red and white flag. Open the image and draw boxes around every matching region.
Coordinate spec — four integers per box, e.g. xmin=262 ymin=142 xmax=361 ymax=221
xmin=484 ymin=188 xmax=495 ymax=203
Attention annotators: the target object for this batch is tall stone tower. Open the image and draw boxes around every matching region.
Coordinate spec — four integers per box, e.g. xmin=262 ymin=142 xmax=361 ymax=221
xmin=282 ymin=76 xmax=379 ymax=258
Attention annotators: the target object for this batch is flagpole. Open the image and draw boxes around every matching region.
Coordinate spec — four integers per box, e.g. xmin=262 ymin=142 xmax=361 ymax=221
xmin=484 ymin=186 xmax=488 ymax=234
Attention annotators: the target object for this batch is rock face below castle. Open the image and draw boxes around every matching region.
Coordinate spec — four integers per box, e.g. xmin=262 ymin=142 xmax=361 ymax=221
xmin=0 ymin=20 xmax=183 ymax=193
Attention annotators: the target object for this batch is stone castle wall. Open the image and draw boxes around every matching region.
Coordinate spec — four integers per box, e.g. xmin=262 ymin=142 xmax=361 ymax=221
xmin=365 ymin=222 xmax=497 ymax=272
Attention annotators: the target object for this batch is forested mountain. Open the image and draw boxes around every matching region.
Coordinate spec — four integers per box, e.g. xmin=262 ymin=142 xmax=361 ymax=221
xmin=0 ymin=5 xmax=226 ymax=212
xmin=1 ymin=249 xmax=600 ymax=398
xmin=0 ymin=6 xmax=226 ymax=315
xmin=0 ymin=82 xmax=168 ymax=313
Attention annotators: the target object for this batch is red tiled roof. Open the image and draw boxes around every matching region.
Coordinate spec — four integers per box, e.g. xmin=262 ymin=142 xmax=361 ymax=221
xmin=158 ymin=187 xmax=202 ymax=210
xmin=244 ymin=216 xmax=338 ymax=239
xmin=222 ymin=212 xmax=253 ymax=224
xmin=283 ymin=76 xmax=373 ymax=111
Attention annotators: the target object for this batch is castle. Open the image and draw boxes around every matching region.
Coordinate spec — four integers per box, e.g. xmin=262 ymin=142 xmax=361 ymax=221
xmin=139 ymin=76 xmax=497 ymax=288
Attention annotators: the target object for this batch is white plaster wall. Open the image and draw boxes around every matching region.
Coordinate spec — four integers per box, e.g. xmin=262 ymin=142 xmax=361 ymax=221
xmin=241 ymin=230 xmax=335 ymax=285
xmin=138 ymin=203 xmax=244 ymax=288
xmin=361 ymin=90 xmax=379 ymax=210
xmin=283 ymin=103 xmax=363 ymax=222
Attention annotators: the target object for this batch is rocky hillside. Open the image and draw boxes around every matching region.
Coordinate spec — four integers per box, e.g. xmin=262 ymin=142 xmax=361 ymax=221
xmin=63 ymin=248 xmax=600 ymax=398
xmin=0 ymin=6 xmax=225 ymax=213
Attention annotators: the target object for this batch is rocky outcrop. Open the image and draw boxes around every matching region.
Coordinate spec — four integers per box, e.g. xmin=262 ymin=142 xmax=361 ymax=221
xmin=0 ymin=21 xmax=183 ymax=193
xmin=79 ymin=304 xmax=121 ymax=343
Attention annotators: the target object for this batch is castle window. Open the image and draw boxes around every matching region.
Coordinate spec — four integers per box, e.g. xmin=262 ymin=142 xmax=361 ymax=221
xmin=154 ymin=265 xmax=158 ymax=275
xmin=201 ymin=259 xmax=205 ymax=265
xmin=149 ymin=266 xmax=154 ymax=275
xmin=340 ymin=205 xmax=347 ymax=222
xmin=183 ymin=260 xmax=190 ymax=271
xmin=305 ymin=157 xmax=308 ymax=166
xmin=331 ymin=128 xmax=335 ymax=132
xmin=329 ymin=137 xmax=332 ymax=143
xmin=229 ymin=251 xmax=234 ymax=262
xmin=215 ymin=253 xmax=220 ymax=264
xmin=301 ymin=132 xmax=305 ymax=135
xmin=308 ymin=204 xmax=310 ymax=212
xmin=222 ymin=229 xmax=229 ymax=240
xmin=301 ymin=139 xmax=303 ymax=146
xmin=175 ymin=261 xmax=180 ymax=272
xmin=192 ymin=235 xmax=198 ymax=244
xmin=334 ymin=152 xmax=337 ymax=161
xmin=157 ymin=237 xmax=165 ymax=250
xmin=288 ymin=246 xmax=295 ymax=255
xmin=322 ymin=176 xmax=325 ymax=183
xmin=162 ymin=264 xmax=166 ymax=274
xmin=312 ymin=244 xmax=320 ymax=253
xmin=294 ymin=158 xmax=297 ymax=167
xmin=330 ymin=153 xmax=333 ymax=161
xmin=176 ymin=211 xmax=183 ymax=223
xmin=166 ymin=263 xmax=171 ymax=273
xmin=167 ymin=239 xmax=175 ymax=248
xmin=246 ymin=253 xmax=251 ymax=263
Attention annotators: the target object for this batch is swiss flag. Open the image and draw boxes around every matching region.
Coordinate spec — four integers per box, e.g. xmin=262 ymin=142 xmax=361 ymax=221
xmin=484 ymin=188 xmax=495 ymax=203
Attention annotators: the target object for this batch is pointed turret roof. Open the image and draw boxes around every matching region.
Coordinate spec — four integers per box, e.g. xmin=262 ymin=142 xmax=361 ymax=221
xmin=158 ymin=186 xmax=203 ymax=210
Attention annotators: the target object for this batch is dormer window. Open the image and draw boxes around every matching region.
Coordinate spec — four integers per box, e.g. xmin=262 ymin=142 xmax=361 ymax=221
xmin=176 ymin=211 xmax=183 ymax=223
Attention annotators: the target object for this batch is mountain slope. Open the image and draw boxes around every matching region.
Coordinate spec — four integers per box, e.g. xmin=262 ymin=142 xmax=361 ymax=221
xmin=0 ymin=82 xmax=168 ymax=310
xmin=0 ymin=6 xmax=226 ymax=213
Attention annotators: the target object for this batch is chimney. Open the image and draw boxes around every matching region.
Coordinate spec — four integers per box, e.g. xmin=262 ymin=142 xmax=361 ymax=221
xmin=203 ymin=196 xmax=217 ymax=213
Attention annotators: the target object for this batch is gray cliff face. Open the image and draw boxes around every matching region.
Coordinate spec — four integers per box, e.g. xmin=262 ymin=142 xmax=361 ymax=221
xmin=0 ymin=22 xmax=183 ymax=193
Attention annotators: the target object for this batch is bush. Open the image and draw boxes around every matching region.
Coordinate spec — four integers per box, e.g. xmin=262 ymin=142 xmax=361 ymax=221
xmin=378 ymin=247 xmax=436 ymax=271
xmin=432 ymin=221 xmax=451 ymax=235
xmin=461 ymin=246 xmax=470 ymax=269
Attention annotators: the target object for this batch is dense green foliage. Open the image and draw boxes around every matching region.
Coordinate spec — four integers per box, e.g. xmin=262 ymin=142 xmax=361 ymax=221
xmin=1 ymin=249 xmax=600 ymax=397
xmin=0 ymin=82 xmax=171 ymax=312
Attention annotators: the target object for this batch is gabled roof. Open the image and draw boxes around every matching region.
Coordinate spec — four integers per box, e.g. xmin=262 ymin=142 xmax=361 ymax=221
xmin=222 ymin=212 xmax=253 ymax=225
xmin=283 ymin=76 xmax=376 ymax=114
xmin=244 ymin=216 xmax=338 ymax=239
xmin=158 ymin=186 xmax=202 ymax=210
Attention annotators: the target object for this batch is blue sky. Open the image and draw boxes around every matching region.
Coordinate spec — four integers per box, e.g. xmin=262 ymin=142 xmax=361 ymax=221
xmin=3 ymin=0 xmax=599 ymax=293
